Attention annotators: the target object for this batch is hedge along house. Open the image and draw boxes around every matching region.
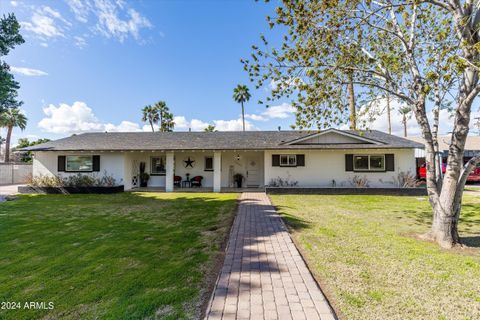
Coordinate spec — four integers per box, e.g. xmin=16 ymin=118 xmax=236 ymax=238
xmin=21 ymin=129 xmax=423 ymax=192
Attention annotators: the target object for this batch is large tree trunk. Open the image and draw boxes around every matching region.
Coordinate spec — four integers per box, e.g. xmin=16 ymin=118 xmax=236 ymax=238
xmin=402 ymin=114 xmax=407 ymax=137
xmin=426 ymin=65 xmax=478 ymax=248
xmin=4 ymin=125 xmax=12 ymax=163
xmin=347 ymin=73 xmax=356 ymax=130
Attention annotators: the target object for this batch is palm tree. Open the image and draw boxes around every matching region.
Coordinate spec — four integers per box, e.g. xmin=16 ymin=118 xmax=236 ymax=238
xmin=154 ymin=101 xmax=175 ymax=132
xmin=398 ymin=106 xmax=411 ymax=137
xmin=161 ymin=112 xmax=175 ymax=132
xmin=233 ymin=85 xmax=251 ymax=132
xmin=0 ymin=107 xmax=27 ymax=162
xmin=141 ymin=105 xmax=159 ymax=132
xmin=204 ymin=124 xmax=217 ymax=132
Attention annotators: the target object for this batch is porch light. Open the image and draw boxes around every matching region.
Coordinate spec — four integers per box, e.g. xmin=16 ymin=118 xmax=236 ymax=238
xmin=236 ymin=154 xmax=241 ymax=161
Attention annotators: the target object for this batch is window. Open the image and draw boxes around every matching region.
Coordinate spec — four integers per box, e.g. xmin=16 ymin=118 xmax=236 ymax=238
xmin=353 ymin=155 xmax=385 ymax=171
xmin=151 ymin=157 xmax=166 ymax=175
xmin=280 ymin=155 xmax=297 ymax=167
xmin=205 ymin=156 xmax=213 ymax=171
xmin=66 ymin=155 xmax=93 ymax=172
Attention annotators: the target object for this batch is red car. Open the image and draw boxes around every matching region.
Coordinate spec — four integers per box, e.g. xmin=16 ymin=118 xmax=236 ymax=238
xmin=419 ymin=161 xmax=480 ymax=182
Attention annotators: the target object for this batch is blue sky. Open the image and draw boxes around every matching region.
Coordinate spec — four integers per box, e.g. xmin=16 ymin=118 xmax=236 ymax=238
xmin=1 ymin=0 xmax=297 ymax=143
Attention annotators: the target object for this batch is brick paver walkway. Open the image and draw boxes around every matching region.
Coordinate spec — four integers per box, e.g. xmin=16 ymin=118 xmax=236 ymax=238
xmin=206 ymin=193 xmax=336 ymax=320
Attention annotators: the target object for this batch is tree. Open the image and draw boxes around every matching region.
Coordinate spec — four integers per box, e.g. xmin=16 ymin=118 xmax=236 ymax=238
xmin=233 ymin=85 xmax=251 ymax=132
xmin=204 ymin=124 xmax=217 ymax=132
xmin=398 ymin=106 xmax=412 ymax=138
xmin=154 ymin=101 xmax=175 ymax=132
xmin=141 ymin=105 xmax=159 ymax=132
xmin=16 ymin=138 xmax=50 ymax=163
xmin=0 ymin=13 xmax=24 ymax=113
xmin=244 ymin=1 xmax=480 ymax=248
xmin=0 ymin=107 xmax=27 ymax=162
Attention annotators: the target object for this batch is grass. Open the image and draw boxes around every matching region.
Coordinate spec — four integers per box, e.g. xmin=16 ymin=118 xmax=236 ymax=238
xmin=0 ymin=192 xmax=238 ymax=320
xmin=271 ymin=194 xmax=480 ymax=320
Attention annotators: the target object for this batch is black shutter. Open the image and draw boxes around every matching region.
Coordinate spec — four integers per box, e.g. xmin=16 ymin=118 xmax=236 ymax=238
xmin=296 ymin=154 xmax=305 ymax=166
xmin=345 ymin=154 xmax=354 ymax=171
xmin=58 ymin=156 xmax=66 ymax=172
xmin=272 ymin=155 xmax=280 ymax=167
xmin=385 ymin=154 xmax=395 ymax=171
xmin=92 ymin=155 xmax=100 ymax=172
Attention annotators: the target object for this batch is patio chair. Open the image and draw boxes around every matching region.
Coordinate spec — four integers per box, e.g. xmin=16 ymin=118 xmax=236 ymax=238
xmin=174 ymin=175 xmax=182 ymax=187
xmin=191 ymin=176 xmax=203 ymax=187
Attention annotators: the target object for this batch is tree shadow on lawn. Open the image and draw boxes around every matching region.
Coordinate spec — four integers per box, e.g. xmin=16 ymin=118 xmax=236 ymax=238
xmin=0 ymin=192 xmax=240 ymax=320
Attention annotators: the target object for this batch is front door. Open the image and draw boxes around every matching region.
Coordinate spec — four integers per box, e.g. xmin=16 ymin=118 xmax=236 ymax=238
xmin=246 ymin=158 xmax=260 ymax=187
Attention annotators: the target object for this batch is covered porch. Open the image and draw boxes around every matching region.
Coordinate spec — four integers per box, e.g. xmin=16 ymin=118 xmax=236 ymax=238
xmin=123 ymin=150 xmax=265 ymax=192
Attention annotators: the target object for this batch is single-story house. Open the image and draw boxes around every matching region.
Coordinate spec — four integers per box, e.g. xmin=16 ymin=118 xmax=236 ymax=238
xmin=22 ymin=129 xmax=423 ymax=192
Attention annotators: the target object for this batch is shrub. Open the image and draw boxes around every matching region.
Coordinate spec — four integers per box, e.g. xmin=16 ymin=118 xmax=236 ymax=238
xmin=349 ymin=175 xmax=370 ymax=188
xmin=27 ymin=172 xmax=118 ymax=188
xmin=27 ymin=174 xmax=64 ymax=187
xmin=392 ymin=171 xmax=420 ymax=188
xmin=268 ymin=176 xmax=299 ymax=187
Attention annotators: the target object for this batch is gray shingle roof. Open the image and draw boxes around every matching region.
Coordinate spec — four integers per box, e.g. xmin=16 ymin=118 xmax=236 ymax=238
xmin=21 ymin=130 xmax=423 ymax=152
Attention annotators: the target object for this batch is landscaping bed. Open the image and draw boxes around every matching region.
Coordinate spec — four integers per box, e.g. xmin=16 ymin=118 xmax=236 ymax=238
xmin=266 ymin=187 xmax=427 ymax=196
xmin=18 ymin=185 xmax=124 ymax=194
xmin=271 ymin=194 xmax=480 ymax=320
xmin=0 ymin=192 xmax=238 ymax=319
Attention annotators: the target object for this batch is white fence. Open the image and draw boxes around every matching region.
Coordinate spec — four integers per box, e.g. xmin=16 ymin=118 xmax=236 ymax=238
xmin=0 ymin=163 xmax=32 ymax=185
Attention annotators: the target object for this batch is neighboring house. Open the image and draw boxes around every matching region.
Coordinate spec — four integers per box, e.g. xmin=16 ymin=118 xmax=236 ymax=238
xmin=21 ymin=129 xmax=422 ymax=191
xmin=408 ymin=135 xmax=480 ymax=167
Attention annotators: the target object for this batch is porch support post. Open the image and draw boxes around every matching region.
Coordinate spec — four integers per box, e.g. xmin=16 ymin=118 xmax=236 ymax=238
xmin=213 ymin=151 xmax=222 ymax=192
xmin=165 ymin=152 xmax=174 ymax=192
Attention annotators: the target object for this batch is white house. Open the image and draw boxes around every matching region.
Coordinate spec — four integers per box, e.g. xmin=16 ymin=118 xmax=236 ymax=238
xmin=22 ymin=129 xmax=423 ymax=192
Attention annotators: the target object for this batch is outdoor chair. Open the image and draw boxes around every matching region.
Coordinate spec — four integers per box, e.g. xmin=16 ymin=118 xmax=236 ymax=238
xmin=174 ymin=175 xmax=182 ymax=187
xmin=191 ymin=176 xmax=203 ymax=187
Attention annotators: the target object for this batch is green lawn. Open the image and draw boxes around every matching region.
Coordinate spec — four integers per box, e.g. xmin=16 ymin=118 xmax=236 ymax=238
xmin=0 ymin=192 xmax=238 ymax=320
xmin=271 ymin=194 xmax=480 ymax=320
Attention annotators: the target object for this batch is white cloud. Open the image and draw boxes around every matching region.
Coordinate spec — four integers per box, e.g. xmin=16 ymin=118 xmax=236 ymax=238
xmin=94 ymin=1 xmax=152 ymax=42
xmin=104 ymin=121 xmax=141 ymax=132
xmin=65 ymin=0 xmax=152 ymax=43
xmin=22 ymin=6 xmax=68 ymax=38
xmin=38 ymin=101 xmax=142 ymax=134
xmin=263 ymin=103 xmax=296 ymax=119
xmin=173 ymin=116 xmax=210 ymax=131
xmin=213 ymin=119 xmax=256 ymax=131
xmin=10 ymin=1 xmax=18 ymax=7
xmin=190 ymin=119 xmax=210 ymax=131
xmin=40 ymin=42 xmax=48 ymax=47
xmin=245 ymin=103 xmax=296 ymax=122
xmin=66 ymin=0 xmax=90 ymax=23
xmin=11 ymin=66 xmax=48 ymax=76
xmin=74 ymin=36 xmax=87 ymax=48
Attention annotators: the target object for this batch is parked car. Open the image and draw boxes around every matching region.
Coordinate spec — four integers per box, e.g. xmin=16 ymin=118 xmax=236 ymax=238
xmin=419 ymin=162 xmax=480 ymax=182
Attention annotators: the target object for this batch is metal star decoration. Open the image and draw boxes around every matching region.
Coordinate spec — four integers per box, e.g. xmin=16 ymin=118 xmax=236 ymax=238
xmin=184 ymin=157 xmax=195 ymax=168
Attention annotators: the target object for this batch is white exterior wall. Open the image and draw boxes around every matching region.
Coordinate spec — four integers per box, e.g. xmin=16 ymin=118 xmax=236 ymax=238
xmin=264 ymin=149 xmax=416 ymax=187
xmin=33 ymin=151 xmax=126 ymax=186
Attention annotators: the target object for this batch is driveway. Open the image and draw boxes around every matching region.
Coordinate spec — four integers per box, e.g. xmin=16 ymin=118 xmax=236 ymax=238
xmin=0 ymin=184 xmax=23 ymax=196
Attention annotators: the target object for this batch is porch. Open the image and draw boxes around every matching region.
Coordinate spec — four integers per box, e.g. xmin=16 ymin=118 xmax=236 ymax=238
xmin=123 ymin=150 xmax=265 ymax=192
